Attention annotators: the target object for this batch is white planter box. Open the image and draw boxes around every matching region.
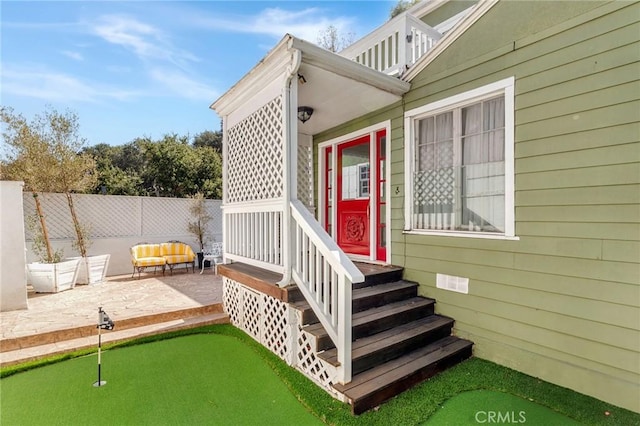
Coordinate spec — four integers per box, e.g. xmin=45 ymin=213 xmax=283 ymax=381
xmin=72 ymin=254 xmax=111 ymax=285
xmin=27 ymin=258 xmax=81 ymax=293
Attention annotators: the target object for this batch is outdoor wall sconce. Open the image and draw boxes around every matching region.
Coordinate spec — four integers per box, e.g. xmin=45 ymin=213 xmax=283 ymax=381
xmin=297 ymin=106 xmax=314 ymax=123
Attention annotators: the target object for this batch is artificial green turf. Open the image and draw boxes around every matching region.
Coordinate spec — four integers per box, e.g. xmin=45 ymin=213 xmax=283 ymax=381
xmin=425 ymin=390 xmax=582 ymax=425
xmin=2 ymin=325 xmax=639 ymax=426
xmin=0 ymin=333 xmax=322 ymax=425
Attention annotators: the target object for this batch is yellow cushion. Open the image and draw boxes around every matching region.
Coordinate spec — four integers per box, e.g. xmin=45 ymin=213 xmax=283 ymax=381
xmin=133 ymin=257 xmax=166 ymax=267
xmin=160 ymin=243 xmax=195 ymax=259
xmin=164 ymin=254 xmax=194 ymax=265
xmin=131 ymin=244 xmax=161 ymax=259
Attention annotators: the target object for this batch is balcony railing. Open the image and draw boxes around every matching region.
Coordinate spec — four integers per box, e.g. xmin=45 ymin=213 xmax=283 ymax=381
xmin=339 ymin=12 xmax=442 ymax=76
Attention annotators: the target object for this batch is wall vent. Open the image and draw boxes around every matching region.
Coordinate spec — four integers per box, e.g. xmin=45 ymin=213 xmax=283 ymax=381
xmin=436 ymin=273 xmax=469 ymax=294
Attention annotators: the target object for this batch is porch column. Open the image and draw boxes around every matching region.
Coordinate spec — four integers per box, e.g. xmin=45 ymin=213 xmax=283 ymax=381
xmin=279 ymin=48 xmax=301 ymax=286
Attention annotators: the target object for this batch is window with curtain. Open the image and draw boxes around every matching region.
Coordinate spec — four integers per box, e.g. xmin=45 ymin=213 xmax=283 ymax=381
xmin=411 ymin=92 xmax=507 ymax=234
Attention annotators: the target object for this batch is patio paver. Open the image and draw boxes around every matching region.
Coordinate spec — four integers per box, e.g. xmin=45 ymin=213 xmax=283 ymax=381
xmin=0 ymin=270 xmax=225 ymax=366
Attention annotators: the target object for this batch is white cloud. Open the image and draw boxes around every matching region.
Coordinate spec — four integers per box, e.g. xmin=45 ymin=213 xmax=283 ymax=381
xmin=149 ymin=68 xmax=218 ymax=101
xmin=61 ymin=50 xmax=84 ymax=61
xmin=192 ymin=7 xmax=357 ymax=43
xmin=1 ymin=65 xmax=141 ymax=103
xmin=90 ymin=15 xmax=199 ymax=68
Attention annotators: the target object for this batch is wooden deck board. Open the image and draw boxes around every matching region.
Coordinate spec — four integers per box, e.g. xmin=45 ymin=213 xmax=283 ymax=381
xmin=218 ymin=263 xmax=300 ymax=302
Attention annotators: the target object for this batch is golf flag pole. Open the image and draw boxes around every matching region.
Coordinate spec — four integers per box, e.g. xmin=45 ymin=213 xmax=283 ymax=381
xmin=94 ymin=307 xmax=114 ymax=387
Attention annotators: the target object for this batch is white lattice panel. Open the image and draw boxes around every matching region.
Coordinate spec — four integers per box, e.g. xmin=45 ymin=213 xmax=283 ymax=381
xmin=295 ymin=322 xmax=339 ymax=389
xmin=223 ymin=278 xmax=292 ymax=361
xmin=242 ymin=286 xmax=262 ymax=341
xmin=297 ymin=138 xmax=314 ymax=211
xmin=221 ymin=278 xmax=345 ymax=400
xmin=22 ymin=192 xmax=222 ymax=241
xmin=262 ymin=295 xmax=292 ymax=361
xmin=142 ymin=197 xmax=193 ymax=236
xmin=22 ymin=193 xmax=74 ymax=240
xmin=222 ymin=278 xmax=242 ymax=326
xmin=226 ymin=96 xmax=284 ymax=203
xmin=73 ymin=194 xmax=142 ymax=238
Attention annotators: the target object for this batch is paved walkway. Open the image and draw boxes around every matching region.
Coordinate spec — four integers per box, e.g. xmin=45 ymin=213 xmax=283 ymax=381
xmin=1 ymin=269 xmax=223 ymax=342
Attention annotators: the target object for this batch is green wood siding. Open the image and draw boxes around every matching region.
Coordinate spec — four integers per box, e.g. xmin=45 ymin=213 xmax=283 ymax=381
xmin=401 ymin=0 xmax=640 ymax=413
xmin=313 ymin=0 xmax=640 ymax=413
xmin=420 ymin=0 xmax=478 ymax=28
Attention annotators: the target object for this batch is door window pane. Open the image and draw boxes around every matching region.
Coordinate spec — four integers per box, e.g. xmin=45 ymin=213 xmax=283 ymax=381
xmin=341 ymin=142 xmax=369 ymax=200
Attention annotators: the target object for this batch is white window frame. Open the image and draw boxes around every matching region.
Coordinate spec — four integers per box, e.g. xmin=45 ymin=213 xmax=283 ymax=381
xmin=403 ymin=77 xmax=517 ymax=240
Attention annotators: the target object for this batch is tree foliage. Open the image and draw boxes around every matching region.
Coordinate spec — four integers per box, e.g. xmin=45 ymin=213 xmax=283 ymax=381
xmin=390 ymin=0 xmax=420 ymax=19
xmin=193 ymin=130 xmax=222 ymax=152
xmin=317 ymin=25 xmax=355 ymax=53
xmin=3 ymin=106 xmax=223 ymax=205
xmin=1 ymin=106 xmax=97 ymax=260
xmin=81 ymin=131 xmax=222 ymax=199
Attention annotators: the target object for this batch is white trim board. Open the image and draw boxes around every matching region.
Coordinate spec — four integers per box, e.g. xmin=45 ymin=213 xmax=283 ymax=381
xmin=404 ymin=77 xmax=516 ymax=239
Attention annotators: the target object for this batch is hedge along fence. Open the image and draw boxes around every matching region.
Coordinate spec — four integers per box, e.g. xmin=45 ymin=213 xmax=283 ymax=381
xmin=22 ymin=193 xmax=222 ymax=275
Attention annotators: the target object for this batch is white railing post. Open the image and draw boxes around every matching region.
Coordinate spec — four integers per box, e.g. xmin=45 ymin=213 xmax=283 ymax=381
xmin=403 ymin=17 xmax=412 ymax=73
xmin=221 ymin=117 xmax=228 ymax=263
xmin=337 ymin=274 xmax=352 ymax=383
xmin=278 ymin=48 xmax=301 ymax=286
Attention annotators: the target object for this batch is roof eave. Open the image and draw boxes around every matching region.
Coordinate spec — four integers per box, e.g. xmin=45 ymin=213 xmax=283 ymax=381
xmin=211 ymin=34 xmax=411 ymax=117
xmin=210 ymin=35 xmax=294 ymax=116
xmin=291 ymin=38 xmax=410 ymax=97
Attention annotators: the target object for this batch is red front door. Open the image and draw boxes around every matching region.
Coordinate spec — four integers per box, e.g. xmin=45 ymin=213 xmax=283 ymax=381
xmin=337 ymin=136 xmax=370 ymax=256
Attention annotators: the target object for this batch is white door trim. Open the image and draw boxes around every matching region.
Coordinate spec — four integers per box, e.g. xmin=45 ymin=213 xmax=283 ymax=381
xmin=318 ymin=120 xmax=391 ymax=263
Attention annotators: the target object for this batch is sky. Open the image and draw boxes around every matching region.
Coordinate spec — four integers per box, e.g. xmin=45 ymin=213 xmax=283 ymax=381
xmin=1 ymin=1 xmax=397 ymax=147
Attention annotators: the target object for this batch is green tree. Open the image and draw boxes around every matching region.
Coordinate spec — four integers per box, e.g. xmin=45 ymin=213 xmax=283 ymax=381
xmin=140 ymin=134 xmax=199 ymax=197
xmin=84 ymin=141 xmax=145 ymax=195
xmin=193 ymin=130 xmax=222 ymax=152
xmin=1 ymin=106 xmax=96 ymax=260
xmin=193 ymin=145 xmax=223 ymax=199
xmin=83 ymin=133 xmax=222 ymax=199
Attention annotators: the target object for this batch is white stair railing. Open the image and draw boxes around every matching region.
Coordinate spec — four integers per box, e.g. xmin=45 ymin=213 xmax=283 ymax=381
xmin=290 ymin=199 xmax=364 ymax=384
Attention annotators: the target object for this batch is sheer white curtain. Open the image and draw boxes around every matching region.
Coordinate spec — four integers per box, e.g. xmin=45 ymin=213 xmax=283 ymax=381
xmin=414 ymin=111 xmax=454 ymax=230
xmin=461 ymin=96 xmax=505 ymax=232
xmin=413 ymin=96 xmax=505 ymax=233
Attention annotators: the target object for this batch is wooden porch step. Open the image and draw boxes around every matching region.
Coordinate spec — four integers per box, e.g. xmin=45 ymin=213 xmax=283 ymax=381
xmin=352 ymin=280 xmax=418 ymax=313
xmin=319 ymin=315 xmax=454 ymax=375
xmin=355 ymin=263 xmax=404 ymax=289
xmin=333 ymin=335 xmax=473 ymax=415
xmin=305 ymin=297 xmax=435 ymax=351
xmin=291 ymin=280 xmax=419 ymax=326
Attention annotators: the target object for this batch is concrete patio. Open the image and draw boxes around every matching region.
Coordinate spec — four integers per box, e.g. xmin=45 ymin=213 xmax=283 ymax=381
xmin=0 ymin=268 xmax=227 ymax=367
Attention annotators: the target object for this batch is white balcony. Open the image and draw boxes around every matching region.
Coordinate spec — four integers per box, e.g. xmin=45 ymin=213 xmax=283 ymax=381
xmin=339 ymin=12 xmax=442 ymax=76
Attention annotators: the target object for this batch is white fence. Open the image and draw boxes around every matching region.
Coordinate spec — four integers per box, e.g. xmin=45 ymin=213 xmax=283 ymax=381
xmin=21 ymin=192 xmax=222 ymax=276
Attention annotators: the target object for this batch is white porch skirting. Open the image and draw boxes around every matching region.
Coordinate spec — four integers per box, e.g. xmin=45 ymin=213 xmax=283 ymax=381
xmin=222 ymin=277 xmax=346 ymax=401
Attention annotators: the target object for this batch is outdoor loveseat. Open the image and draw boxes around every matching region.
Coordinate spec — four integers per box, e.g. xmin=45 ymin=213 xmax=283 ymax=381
xmin=130 ymin=241 xmax=196 ymax=278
